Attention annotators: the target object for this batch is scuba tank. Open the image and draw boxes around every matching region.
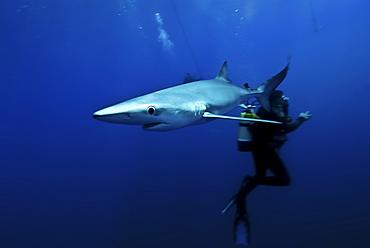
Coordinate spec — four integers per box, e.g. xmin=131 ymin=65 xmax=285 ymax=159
xmin=237 ymin=104 xmax=260 ymax=152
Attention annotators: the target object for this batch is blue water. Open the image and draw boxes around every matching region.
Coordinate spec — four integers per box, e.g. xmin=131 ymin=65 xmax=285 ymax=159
xmin=1 ymin=1 xmax=370 ymax=247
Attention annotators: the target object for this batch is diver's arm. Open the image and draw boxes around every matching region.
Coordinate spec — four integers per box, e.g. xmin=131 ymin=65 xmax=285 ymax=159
xmin=285 ymin=111 xmax=312 ymax=133
xmin=285 ymin=118 xmax=305 ymax=133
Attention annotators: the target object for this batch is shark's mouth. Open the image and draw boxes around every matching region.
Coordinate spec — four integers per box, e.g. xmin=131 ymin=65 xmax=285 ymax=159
xmin=142 ymin=122 xmax=164 ymax=129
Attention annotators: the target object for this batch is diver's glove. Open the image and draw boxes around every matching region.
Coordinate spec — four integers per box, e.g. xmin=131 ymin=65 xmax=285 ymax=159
xmin=299 ymin=111 xmax=312 ymax=121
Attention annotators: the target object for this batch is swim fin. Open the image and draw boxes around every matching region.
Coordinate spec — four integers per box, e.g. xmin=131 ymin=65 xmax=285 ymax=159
xmin=222 ymin=194 xmax=237 ymax=214
xmin=234 ymin=215 xmax=251 ymax=246
xmin=222 ymin=175 xmax=254 ymax=214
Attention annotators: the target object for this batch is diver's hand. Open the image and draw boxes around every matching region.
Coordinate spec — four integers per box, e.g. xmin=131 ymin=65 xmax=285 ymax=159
xmin=299 ymin=111 xmax=312 ymax=121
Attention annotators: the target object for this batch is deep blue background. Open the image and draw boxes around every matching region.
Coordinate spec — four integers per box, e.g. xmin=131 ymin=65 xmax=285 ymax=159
xmin=1 ymin=1 xmax=370 ymax=247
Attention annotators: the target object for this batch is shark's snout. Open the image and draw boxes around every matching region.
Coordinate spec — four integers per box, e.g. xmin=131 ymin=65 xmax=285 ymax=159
xmin=92 ymin=112 xmax=108 ymax=121
xmin=93 ymin=109 xmax=131 ymax=124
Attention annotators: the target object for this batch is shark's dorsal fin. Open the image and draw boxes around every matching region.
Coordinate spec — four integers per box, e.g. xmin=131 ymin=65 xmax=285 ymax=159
xmin=216 ymin=61 xmax=230 ymax=82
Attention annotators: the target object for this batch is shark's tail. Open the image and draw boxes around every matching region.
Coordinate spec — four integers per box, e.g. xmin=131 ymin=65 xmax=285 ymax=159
xmin=255 ymin=57 xmax=291 ymax=112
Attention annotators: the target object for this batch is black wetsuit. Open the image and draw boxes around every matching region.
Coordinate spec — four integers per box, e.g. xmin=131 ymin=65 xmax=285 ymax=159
xmin=249 ymin=106 xmax=305 ymax=187
xmin=233 ymin=105 xmax=306 ymax=245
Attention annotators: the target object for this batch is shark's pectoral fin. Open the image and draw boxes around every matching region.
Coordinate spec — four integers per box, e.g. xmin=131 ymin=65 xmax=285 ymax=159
xmin=203 ymin=112 xmax=282 ymax=124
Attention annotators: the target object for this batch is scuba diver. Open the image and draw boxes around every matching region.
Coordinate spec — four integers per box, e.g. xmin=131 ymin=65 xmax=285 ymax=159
xmin=223 ymin=90 xmax=312 ymax=246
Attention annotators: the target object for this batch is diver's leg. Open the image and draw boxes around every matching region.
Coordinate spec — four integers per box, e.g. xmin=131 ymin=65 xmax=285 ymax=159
xmin=222 ymin=148 xmax=265 ymax=214
xmin=252 ymin=148 xmax=269 ymax=179
xmin=222 ymin=175 xmax=256 ymax=214
xmin=230 ymin=148 xmax=289 ymax=245
xmin=254 ymin=147 xmax=290 ymax=186
xmin=222 ymin=152 xmax=258 ymax=214
xmin=234 ymin=147 xmax=269 ymax=199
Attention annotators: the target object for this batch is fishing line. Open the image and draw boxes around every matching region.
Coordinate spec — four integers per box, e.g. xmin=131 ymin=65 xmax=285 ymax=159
xmin=309 ymin=0 xmax=320 ymax=32
xmin=170 ymin=0 xmax=203 ymax=77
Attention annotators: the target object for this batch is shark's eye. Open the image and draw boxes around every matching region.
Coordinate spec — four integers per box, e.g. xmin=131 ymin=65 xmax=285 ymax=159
xmin=147 ymin=106 xmax=156 ymax=115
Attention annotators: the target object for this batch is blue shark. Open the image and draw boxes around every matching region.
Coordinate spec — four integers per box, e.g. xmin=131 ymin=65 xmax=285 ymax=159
xmin=93 ymin=60 xmax=289 ymax=131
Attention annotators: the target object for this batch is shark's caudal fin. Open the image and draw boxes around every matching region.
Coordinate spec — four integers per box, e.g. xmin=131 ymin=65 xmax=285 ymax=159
xmin=255 ymin=56 xmax=291 ymax=111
